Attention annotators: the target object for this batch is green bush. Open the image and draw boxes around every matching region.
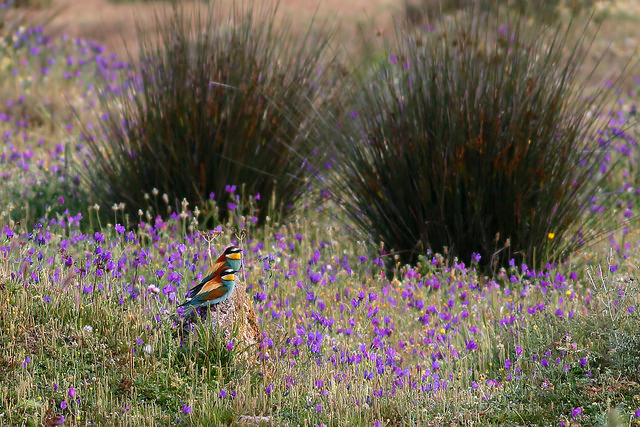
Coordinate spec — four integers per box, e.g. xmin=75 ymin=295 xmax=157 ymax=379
xmin=85 ymin=2 xmax=331 ymax=225
xmin=326 ymin=11 xmax=615 ymax=269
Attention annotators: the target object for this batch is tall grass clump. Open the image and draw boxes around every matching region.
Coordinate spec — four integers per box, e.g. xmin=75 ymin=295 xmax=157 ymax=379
xmin=86 ymin=2 xmax=331 ymax=225
xmin=327 ymin=11 xmax=616 ymax=269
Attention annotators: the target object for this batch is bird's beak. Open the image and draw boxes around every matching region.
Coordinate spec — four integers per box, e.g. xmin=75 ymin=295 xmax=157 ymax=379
xmin=227 ymin=253 xmax=242 ymax=260
xmin=222 ymin=274 xmax=235 ymax=281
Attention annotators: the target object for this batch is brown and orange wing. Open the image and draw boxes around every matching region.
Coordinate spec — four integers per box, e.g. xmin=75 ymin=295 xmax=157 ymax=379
xmin=201 ymin=286 xmax=229 ymax=302
xmin=200 ymin=274 xmax=224 ymax=294
xmin=186 ymin=263 xmax=224 ymax=298
xmin=211 ymin=257 xmax=226 ymax=274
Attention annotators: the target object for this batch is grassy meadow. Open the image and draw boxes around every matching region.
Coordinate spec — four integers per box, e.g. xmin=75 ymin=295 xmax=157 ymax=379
xmin=2 ymin=0 xmax=640 ymax=426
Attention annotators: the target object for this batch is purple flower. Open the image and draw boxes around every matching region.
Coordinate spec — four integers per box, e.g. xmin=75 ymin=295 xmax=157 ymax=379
xmin=115 ymin=223 xmax=125 ymax=234
xmin=309 ymin=250 xmax=320 ymax=265
xmin=60 ymin=401 xmax=67 ymax=409
xmin=226 ymin=341 xmax=234 ymax=351
xmin=56 ymin=415 xmax=65 ymax=425
xmin=635 ymin=409 xmax=640 ymax=417
xmin=68 ymin=387 xmax=76 ymax=398
xmin=167 ymin=271 xmax=181 ymax=284
xmin=22 ymin=356 xmax=31 ymax=368
xmin=3 ymin=225 xmax=14 ymax=238
xmin=265 ymin=382 xmax=273 ymax=395
xmin=571 ymin=407 xmax=582 ymax=419
xmin=219 ymin=389 xmax=227 ymax=398
xmin=465 ymin=339 xmax=477 ymax=351
xmin=182 ymin=404 xmax=191 ymax=414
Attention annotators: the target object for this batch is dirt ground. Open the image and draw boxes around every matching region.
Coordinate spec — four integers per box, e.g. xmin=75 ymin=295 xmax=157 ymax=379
xmin=36 ymin=0 xmax=401 ymax=57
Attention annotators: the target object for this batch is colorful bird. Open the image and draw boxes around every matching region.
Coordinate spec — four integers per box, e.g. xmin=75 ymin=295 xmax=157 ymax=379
xmin=179 ymin=266 xmax=236 ymax=312
xmin=186 ymin=245 xmax=242 ymax=299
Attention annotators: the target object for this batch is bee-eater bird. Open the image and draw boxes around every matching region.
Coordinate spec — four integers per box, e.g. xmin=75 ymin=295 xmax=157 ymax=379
xmin=179 ymin=266 xmax=236 ymax=312
xmin=186 ymin=246 xmax=242 ymax=299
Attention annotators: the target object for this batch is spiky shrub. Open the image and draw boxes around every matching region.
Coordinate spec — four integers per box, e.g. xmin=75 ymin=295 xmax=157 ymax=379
xmin=327 ymin=12 xmax=614 ymax=268
xmin=86 ymin=3 xmax=330 ymax=224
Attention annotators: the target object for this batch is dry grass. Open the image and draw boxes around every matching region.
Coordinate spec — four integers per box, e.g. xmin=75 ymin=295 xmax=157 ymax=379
xmin=40 ymin=0 xmax=400 ymax=57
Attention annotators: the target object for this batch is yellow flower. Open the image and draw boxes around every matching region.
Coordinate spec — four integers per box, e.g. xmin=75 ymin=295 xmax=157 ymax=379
xmin=547 ymin=232 xmax=555 ymax=239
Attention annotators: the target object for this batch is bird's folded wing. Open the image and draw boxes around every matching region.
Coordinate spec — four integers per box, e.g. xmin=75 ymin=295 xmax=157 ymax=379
xmin=200 ymin=286 xmax=228 ymax=301
xmin=212 ymin=259 xmax=225 ymax=273
xmin=186 ymin=280 xmax=207 ymax=298
xmin=187 ymin=270 xmax=222 ymax=297
xmin=200 ymin=277 xmax=224 ymax=294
